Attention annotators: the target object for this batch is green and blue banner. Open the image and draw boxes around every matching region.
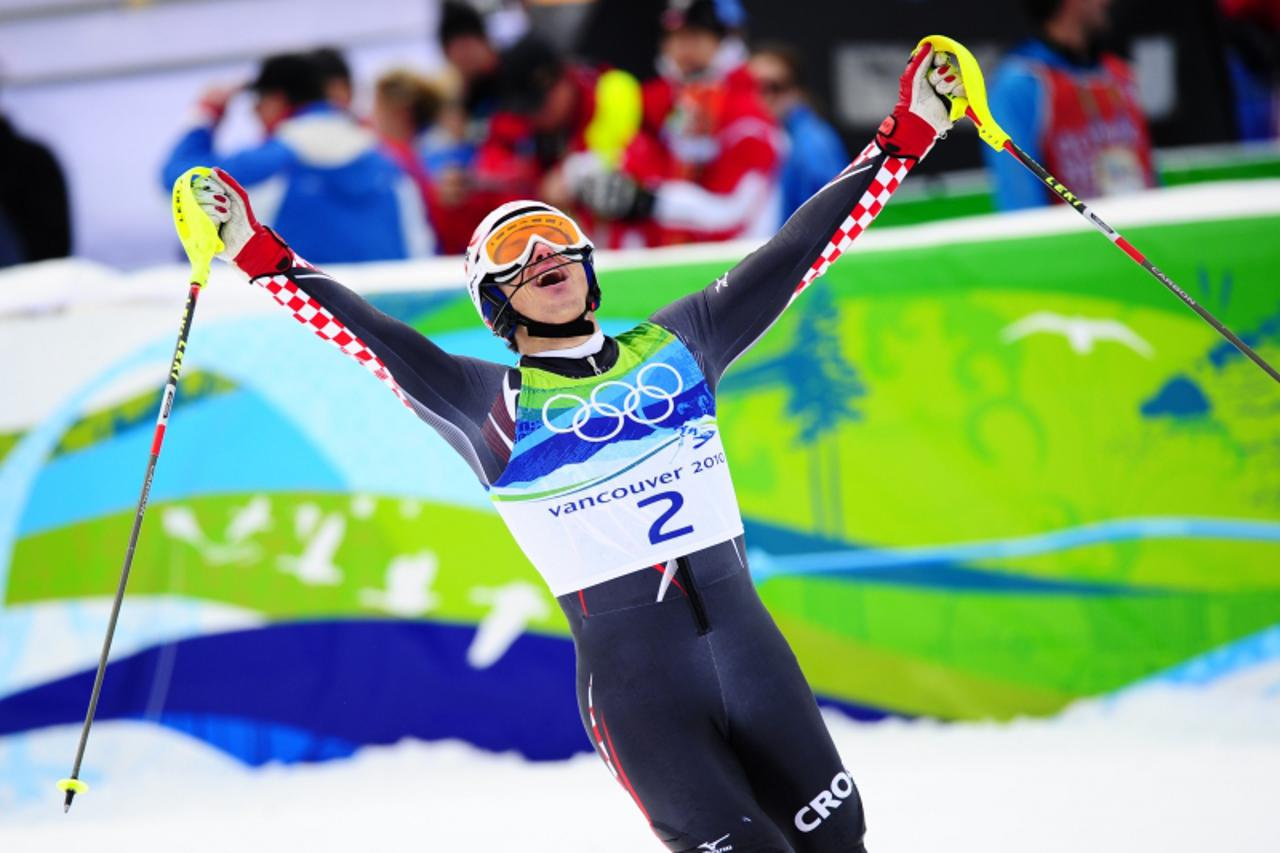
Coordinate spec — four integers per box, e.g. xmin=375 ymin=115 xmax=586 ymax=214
xmin=1 ymin=183 xmax=1277 ymax=786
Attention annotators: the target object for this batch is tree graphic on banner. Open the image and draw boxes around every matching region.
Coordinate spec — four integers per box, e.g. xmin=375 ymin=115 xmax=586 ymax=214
xmin=725 ymin=280 xmax=866 ymax=537
xmin=791 ymin=282 xmax=866 ymax=536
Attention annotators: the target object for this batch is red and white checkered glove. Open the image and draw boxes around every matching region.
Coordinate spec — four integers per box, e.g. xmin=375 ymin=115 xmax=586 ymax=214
xmin=875 ymin=42 xmax=966 ymax=161
xmin=192 ymin=168 xmax=291 ymax=277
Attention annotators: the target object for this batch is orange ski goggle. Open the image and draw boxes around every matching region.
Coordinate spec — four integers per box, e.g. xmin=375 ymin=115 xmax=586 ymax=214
xmin=476 ymin=211 xmax=592 ymax=283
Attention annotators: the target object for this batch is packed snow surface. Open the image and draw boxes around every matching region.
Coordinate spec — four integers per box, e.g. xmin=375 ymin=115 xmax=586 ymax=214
xmin=2 ymin=675 xmax=1278 ymax=852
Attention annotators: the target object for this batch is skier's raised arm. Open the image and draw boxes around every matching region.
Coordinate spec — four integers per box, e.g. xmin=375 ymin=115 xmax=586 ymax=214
xmin=192 ymin=168 xmax=510 ymax=484
xmin=652 ymin=43 xmax=965 ymax=388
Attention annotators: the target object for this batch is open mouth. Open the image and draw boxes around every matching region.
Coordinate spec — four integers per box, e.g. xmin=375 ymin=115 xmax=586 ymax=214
xmin=535 ymin=267 xmax=568 ymax=288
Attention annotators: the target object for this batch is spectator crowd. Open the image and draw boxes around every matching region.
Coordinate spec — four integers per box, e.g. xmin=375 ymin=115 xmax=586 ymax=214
xmin=3 ymin=0 xmax=1277 ymax=268
xmin=158 ymin=0 xmax=848 ymax=264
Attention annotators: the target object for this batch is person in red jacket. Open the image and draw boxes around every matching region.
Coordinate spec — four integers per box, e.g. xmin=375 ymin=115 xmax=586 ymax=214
xmin=470 ymin=37 xmax=602 ymax=201
xmin=467 ymin=37 xmax=651 ymax=246
xmin=568 ymin=0 xmax=783 ymax=246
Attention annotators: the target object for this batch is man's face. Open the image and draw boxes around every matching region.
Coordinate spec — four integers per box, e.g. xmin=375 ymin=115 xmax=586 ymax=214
xmin=662 ymin=28 xmax=721 ymax=79
xmin=748 ymin=53 xmax=797 ymax=120
xmin=499 ymin=241 xmax=592 ymax=330
xmin=446 ymin=35 xmax=498 ymax=83
xmin=325 ymin=78 xmax=353 ymax=111
xmin=533 ymin=75 xmax=576 ymax=133
xmin=1067 ymin=0 xmax=1113 ymax=36
xmin=373 ymin=92 xmax=410 ymax=142
xmin=254 ymin=92 xmax=290 ymax=133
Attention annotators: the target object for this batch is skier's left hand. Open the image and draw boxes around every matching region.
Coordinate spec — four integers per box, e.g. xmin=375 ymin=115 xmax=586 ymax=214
xmin=876 ymin=42 xmax=966 ymax=160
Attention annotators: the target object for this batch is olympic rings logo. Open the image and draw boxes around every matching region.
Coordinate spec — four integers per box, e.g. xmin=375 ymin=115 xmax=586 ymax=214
xmin=542 ymin=363 xmax=684 ymax=443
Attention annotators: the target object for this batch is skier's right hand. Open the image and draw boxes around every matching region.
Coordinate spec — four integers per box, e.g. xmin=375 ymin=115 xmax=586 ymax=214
xmin=191 ymin=168 xmax=291 ymax=277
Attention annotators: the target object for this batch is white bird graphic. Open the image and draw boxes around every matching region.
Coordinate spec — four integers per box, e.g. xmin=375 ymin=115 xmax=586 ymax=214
xmin=350 ymin=493 xmax=376 ymax=519
xmin=277 ymin=513 xmax=345 ymax=585
xmin=161 ymin=505 xmax=259 ymax=565
xmin=1000 ymin=312 xmax=1154 ymax=357
xmin=294 ymin=503 xmax=322 ymax=539
xmin=161 ymin=506 xmax=205 ymax=547
xmin=359 ymin=552 xmax=439 ymax=616
xmin=466 ymin=582 xmax=549 ymax=669
xmin=225 ymin=495 xmax=272 ymax=544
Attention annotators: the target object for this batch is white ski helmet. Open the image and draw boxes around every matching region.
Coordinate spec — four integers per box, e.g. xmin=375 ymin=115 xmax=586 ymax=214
xmin=463 ymin=200 xmax=599 ymax=347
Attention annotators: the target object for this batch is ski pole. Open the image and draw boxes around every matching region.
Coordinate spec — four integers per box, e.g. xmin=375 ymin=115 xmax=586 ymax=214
xmin=57 ymin=167 xmax=224 ymax=813
xmin=916 ymin=34 xmax=1280 ymax=386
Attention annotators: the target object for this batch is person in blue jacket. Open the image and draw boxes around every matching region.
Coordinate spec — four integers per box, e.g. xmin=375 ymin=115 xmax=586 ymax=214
xmin=161 ymin=52 xmax=433 ymax=263
xmin=749 ymin=43 xmax=849 ymax=221
xmin=984 ymin=0 xmax=1157 ymax=211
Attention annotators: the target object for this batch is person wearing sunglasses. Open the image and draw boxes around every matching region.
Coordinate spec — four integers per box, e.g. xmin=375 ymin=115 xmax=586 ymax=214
xmin=750 ymin=43 xmax=850 ymax=222
xmin=189 ymin=42 xmax=965 ymax=853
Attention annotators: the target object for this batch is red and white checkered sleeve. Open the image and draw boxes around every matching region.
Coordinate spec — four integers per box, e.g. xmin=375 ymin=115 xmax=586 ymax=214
xmin=251 ymin=257 xmax=411 ymax=410
xmin=792 ymin=143 xmax=915 ymax=299
xmin=239 ymin=248 xmax=510 ymax=486
xmin=650 ymin=138 xmax=923 ymax=386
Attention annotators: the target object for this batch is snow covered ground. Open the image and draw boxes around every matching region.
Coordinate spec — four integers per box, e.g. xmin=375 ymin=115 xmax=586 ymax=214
xmin=2 ymin=673 xmax=1278 ymax=853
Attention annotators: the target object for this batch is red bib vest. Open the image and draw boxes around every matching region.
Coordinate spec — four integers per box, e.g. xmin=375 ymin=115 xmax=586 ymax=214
xmin=1036 ymin=53 xmax=1156 ymax=202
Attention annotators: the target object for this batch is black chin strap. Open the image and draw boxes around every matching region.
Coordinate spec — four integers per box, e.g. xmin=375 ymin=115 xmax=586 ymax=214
xmin=489 ymin=254 xmax=600 ymax=343
xmin=506 ymin=255 xmax=596 ymax=339
xmin=518 ymin=314 xmax=595 ymax=338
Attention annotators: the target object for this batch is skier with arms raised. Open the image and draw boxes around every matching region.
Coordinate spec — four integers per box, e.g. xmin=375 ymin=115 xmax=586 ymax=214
xmin=188 ymin=44 xmax=965 ymax=853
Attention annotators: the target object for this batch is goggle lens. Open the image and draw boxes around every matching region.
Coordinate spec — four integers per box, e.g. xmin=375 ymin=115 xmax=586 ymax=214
xmin=484 ymin=214 xmax=585 ymax=267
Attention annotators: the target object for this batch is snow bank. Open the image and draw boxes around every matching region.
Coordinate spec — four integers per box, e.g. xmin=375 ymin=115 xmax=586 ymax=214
xmin=3 ymin=672 xmax=1277 ymax=853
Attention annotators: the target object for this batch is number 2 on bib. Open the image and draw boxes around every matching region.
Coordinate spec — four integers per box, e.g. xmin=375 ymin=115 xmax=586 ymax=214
xmin=638 ymin=491 xmax=694 ymax=545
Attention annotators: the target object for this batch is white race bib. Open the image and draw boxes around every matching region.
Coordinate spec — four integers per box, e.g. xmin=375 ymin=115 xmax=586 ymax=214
xmin=489 ymin=324 xmax=744 ymax=595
